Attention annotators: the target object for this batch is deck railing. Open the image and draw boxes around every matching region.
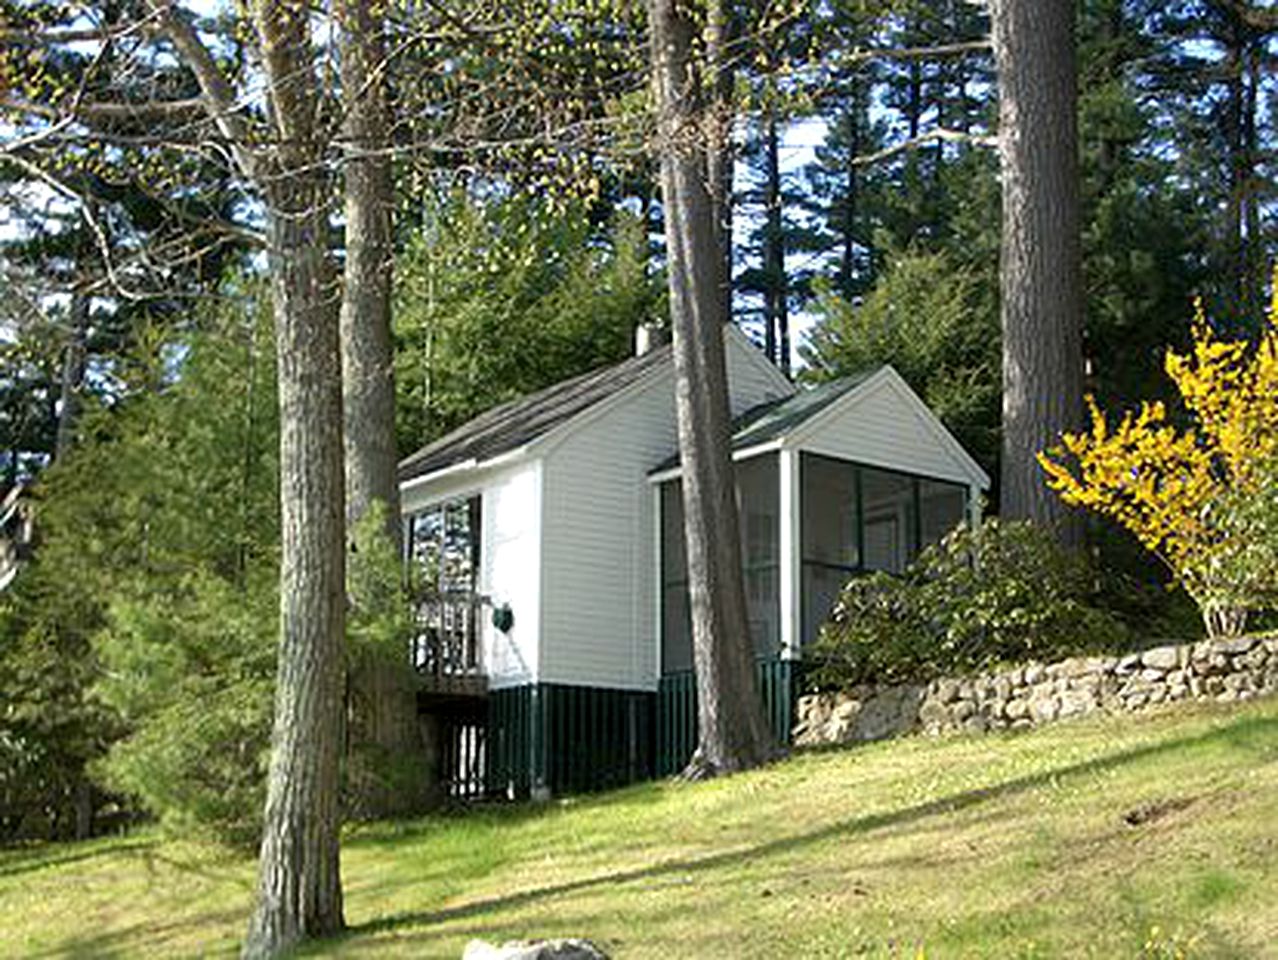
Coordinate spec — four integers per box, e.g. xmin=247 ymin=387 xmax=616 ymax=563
xmin=411 ymin=590 xmax=485 ymax=683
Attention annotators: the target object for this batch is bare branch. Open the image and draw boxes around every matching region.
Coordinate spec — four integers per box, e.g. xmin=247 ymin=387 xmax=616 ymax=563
xmin=144 ymin=0 xmax=260 ymax=179
xmin=852 ymin=127 xmax=996 ymax=167
xmin=5 ymin=152 xmax=147 ymax=301
xmin=1 ymin=95 xmax=209 ymax=125
xmin=835 ymin=39 xmax=993 ymax=68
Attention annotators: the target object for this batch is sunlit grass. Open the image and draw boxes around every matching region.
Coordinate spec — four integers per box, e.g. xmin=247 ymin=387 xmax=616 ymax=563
xmin=4 ymin=696 xmax=1276 ymax=958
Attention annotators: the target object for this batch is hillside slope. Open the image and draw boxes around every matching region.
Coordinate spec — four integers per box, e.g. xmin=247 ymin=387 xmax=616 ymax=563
xmin=3 ymin=697 xmax=1276 ymax=958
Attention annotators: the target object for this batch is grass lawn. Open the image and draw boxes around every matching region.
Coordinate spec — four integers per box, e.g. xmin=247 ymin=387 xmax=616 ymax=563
xmin=3 ymin=696 xmax=1277 ymax=958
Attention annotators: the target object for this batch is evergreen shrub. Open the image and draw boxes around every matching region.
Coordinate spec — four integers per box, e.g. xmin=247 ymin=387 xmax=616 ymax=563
xmin=807 ymin=519 xmax=1127 ymax=690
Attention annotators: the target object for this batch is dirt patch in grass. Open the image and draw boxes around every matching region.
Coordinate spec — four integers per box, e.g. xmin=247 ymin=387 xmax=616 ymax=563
xmin=1121 ymin=794 xmax=1198 ymax=827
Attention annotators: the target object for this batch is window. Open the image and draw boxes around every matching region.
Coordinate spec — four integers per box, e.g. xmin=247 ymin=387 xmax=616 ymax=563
xmin=407 ymin=496 xmax=482 ymax=596
xmin=799 ymin=454 xmax=968 ymax=645
xmin=738 ymin=455 xmax=780 ymax=659
xmin=406 ymin=495 xmax=482 ymax=673
xmin=660 ymin=482 xmax=692 ymax=674
xmin=800 ymin=454 xmax=859 ymax=649
xmin=660 ymin=453 xmax=780 ymax=675
xmin=860 ymin=466 xmax=916 ymax=574
xmin=919 ymin=478 xmax=968 ymax=545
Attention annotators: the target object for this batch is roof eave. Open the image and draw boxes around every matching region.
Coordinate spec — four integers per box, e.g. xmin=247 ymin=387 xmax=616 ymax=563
xmin=399 ymin=443 xmax=532 ymax=494
xmin=646 ymin=439 xmax=785 ymax=484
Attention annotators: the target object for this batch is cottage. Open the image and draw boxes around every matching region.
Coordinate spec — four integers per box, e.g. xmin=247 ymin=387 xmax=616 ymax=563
xmin=399 ymin=326 xmax=989 ymax=797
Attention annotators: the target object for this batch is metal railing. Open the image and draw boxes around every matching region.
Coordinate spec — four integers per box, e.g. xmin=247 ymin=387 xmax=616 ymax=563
xmin=411 ymin=590 xmax=485 ymax=681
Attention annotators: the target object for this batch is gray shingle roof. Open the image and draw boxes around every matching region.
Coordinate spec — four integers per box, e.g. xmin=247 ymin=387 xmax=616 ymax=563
xmin=648 ymin=369 xmax=880 ymax=474
xmin=398 ymin=344 xmax=673 ymax=483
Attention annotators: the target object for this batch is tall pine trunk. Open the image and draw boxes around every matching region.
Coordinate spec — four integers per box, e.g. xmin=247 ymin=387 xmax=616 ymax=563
xmin=53 ymin=287 xmax=89 ymax=461
xmin=242 ymin=0 xmax=346 ymax=953
xmin=762 ymin=107 xmax=789 ymax=376
xmin=991 ymin=0 xmax=1084 ymax=546
xmin=336 ymin=0 xmax=434 ymax=821
xmin=244 ymin=175 xmax=347 ymax=957
xmin=647 ymin=0 xmax=775 ymax=778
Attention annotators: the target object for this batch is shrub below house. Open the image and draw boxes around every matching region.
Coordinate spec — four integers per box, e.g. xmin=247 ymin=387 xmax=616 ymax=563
xmin=806 ymin=518 xmax=1128 ymax=691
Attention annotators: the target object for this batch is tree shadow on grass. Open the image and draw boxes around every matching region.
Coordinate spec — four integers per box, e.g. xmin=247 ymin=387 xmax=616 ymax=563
xmin=0 ymin=836 xmax=158 ymax=881
xmin=341 ymin=712 xmax=1278 ymax=945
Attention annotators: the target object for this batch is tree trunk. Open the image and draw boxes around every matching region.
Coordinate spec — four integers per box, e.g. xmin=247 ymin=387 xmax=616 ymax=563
xmin=762 ymin=108 xmax=789 ymax=376
xmin=991 ymin=0 xmax=1085 ymax=547
xmin=54 ymin=287 xmax=89 ymax=461
xmin=704 ymin=0 xmax=735 ymax=304
xmin=242 ymin=0 xmax=347 ymax=953
xmin=838 ymin=84 xmax=863 ymax=299
xmin=336 ymin=0 xmax=434 ymax=821
xmin=647 ymin=0 xmax=776 ymax=778
xmin=243 ymin=183 xmax=347 ymax=957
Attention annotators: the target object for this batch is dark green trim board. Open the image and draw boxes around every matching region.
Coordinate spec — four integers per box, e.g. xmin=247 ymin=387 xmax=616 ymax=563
xmin=485 ymin=683 xmax=656 ymax=797
xmin=655 ymin=659 xmax=796 ymax=777
xmin=466 ymin=664 xmax=798 ymax=797
xmin=486 ymin=685 xmax=534 ymax=797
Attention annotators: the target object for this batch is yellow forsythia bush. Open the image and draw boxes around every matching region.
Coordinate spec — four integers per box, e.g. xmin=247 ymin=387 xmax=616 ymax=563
xmin=1039 ymin=282 xmax=1278 ymax=637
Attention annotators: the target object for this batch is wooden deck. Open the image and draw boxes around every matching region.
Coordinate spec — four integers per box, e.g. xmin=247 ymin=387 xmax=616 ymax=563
xmin=412 ymin=591 xmax=488 ymax=700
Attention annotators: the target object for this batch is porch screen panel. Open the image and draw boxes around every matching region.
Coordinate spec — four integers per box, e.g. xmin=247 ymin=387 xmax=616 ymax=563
xmin=660 ymin=481 xmax=692 ymax=674
xmin=919 ymin=479 xmax=967 ymax=547
xmin=861 ymin=466 xmax=917 ymax=574
xmin=800 ymin=453 xmax=859 ymax=647
xmin=738 ymin=453 xmax=780 ymax=658
xmin=660 ymin=454 xmax=781 ymax=674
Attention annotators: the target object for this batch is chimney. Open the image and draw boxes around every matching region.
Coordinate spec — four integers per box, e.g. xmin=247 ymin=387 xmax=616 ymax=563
xmin=634 ymin=321 xmax=667 ymax=356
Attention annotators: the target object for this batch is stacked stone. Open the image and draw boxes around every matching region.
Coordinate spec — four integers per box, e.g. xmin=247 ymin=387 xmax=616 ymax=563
xmin=793 ymin=635 xmax=1278 ymax=748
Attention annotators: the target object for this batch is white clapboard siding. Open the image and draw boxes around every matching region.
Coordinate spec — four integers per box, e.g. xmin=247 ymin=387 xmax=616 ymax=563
xmin=795 ymin=372 xmax=986 ymax=488
xmin=481 ymin=460 xmax=542 ymax=689
xmin=538 ymin=331 xmax=792 ymax=690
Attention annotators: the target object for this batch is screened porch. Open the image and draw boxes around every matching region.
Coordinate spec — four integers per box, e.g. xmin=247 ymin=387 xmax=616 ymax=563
xmin=657 ymin=450 xmax=972 ymax=676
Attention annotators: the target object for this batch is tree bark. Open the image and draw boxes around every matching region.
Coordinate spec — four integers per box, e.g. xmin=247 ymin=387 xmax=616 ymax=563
xmin=53 ymin=287 xmax=89 ymax=461
xmin=244 ymin=182 xmax=347 ymax=956
xmin=239 ymin=0 xmax=347 ymax=953
xmin=991 ymin=0 xmax=1085 ymax=547
xmin=838 ymin=83 xmax=864 ymax=299
xmin=762 ymin=108 xmax=789 ymax=376
xmin=335 ymin=0 xmax=434 ymax=822
xmin=647 ymin=0 xmax=776 ymax=778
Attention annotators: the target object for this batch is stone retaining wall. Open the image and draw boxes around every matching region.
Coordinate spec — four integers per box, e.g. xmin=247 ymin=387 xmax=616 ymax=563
xmin=793 ymin=635 xmax=1278 ymax=747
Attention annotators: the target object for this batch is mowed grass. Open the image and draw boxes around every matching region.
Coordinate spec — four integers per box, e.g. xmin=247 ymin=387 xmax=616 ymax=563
xmin=4 ymin=697 xmax=1278 ymax=959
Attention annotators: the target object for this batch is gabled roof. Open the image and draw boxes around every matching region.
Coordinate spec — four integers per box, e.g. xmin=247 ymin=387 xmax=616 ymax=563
xmin=649 ymin=370 xmax=879 ymax=474
xmin=649 ymin=366 xmax=991 ymax=490
xmin=730 ymin=369 xmax=879 ymax=449
xmin=398 ymin=343 xmax=673 ymax=483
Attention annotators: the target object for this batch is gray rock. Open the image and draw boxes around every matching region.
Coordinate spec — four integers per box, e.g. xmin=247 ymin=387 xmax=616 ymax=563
xmin=1240 ymin=646 xmax=1270 ymax=671
xmin=1224 ymin=673 xmax=1254 ymax=692
xmin=1029 ymin=695 xmax=1059 ymax=723
xmin=1023 ymin=663 xmax=1045 ymax=684
xmin=1059 ymin=657 xmax=1094 ymax=679
xmin=933 ymin=678 xmax=960 ymax=704
xmin=1116 ymin=653 xmax=1142 ymax=675
xmin=918 ymin=698 xmax=951 ymax=729
xmin=1059 ymin=689 xmax=1098 ymax=718
xmin=992 ymin=676 xmax=1013 ymax=702
xmin=463 ymin=939 xmax=610 ymax=960
xmin=1141 ymin=645 xmax=1180 ymax=671
xmin=855 ymin=685 xmax=923 ymax=741
xmin=1005 ymin=698 xmax=1029 ymax=720
xmin=833 ymin=699 xmax=861 ymax=722
xmin=1212 ymin=636 xmax=1258 ymax=656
